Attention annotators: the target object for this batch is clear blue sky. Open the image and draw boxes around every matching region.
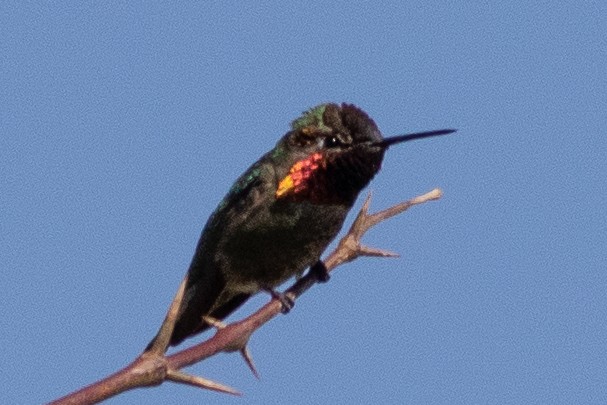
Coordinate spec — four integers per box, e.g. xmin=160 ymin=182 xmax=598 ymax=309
xmin=2 ymin=2 xmax=605 ymax=404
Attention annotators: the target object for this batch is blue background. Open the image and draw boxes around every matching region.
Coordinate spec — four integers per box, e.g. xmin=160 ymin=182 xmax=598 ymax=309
xmin=2 ymin=2 xmax=605 ymax=404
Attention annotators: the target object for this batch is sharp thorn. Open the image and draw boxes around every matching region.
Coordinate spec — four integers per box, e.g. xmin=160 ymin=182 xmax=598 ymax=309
xmin=359 ymin=245 xmax=400 ymax=258
xmin=167 ymin=369 xmax=241 ymax=396
xmin=202 ymin=315 xmax=227 ymax=330
xmin=240 ymin=345 xmax=260 ymax=379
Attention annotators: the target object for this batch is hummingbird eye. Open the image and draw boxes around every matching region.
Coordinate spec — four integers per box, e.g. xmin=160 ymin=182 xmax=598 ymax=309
xmin=324 ymin=135 xmax=341 ymax=148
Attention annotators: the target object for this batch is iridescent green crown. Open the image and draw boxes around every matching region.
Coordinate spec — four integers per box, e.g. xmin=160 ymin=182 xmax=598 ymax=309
xmin=291 ymin=104 xmax=330 ymax=131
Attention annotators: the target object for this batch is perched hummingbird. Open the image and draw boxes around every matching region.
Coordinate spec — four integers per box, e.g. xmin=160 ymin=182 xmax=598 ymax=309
xmin=148 ymin=103 xmax=453 ymax=347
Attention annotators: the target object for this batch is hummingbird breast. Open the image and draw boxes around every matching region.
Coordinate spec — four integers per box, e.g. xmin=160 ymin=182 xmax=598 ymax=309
xmin=218 ymin=197 xmax=350 ymax=293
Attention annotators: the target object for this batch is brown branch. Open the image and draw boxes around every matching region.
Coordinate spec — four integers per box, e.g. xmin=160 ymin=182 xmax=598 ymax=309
xmin=49 ymin=188 xmax=443 ymax=404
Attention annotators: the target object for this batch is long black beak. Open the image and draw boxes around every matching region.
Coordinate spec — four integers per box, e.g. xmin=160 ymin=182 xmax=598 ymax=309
xmin=374 ymin=129 xmax=456 ymax=149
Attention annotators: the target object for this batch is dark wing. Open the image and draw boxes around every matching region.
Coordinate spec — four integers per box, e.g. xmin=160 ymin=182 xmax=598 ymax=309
xmin=150 ymin=159 xmax=274 ymax=348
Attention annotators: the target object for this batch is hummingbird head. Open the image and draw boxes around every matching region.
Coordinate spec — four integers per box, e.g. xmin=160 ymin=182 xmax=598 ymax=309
xmin=274 ymin=103 xmax=454 ymax=205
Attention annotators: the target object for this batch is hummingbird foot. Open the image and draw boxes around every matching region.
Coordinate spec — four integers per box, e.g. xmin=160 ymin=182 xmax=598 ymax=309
xmin=310 ymin=260 xmax=330 ymax=282
xmin=263 ymin=287 xmax=295 ymax=313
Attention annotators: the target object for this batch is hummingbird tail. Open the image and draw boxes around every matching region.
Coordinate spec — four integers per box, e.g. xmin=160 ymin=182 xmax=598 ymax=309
xmin=144 ymin=292 xmax=251 ymax=350
xmin=169 ymin=292 xmax=251 ymax=346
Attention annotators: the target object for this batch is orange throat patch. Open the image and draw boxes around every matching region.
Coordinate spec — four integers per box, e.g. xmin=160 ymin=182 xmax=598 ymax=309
xmin=275 ymin=152 xmax=324 ymax=199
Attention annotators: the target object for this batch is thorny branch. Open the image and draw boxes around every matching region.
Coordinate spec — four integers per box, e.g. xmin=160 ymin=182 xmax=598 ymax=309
xmin=49 ymin=188 xmax=443 ymax=405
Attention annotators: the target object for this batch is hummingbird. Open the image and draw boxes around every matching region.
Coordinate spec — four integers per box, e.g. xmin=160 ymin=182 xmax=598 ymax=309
xmin=148 ymin=103 xmax=454 ymax=348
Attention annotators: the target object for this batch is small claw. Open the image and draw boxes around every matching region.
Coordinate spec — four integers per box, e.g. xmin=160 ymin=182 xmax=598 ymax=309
xmin=264 ymin=288 xmax=295 ymax=313
xmin=167 ymin=369 xmax=241 ymax=396
xmin=310 ymin=260 xmax=330 ymax=282
xmin=240 ymin=345 xmax=260 ymax=379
